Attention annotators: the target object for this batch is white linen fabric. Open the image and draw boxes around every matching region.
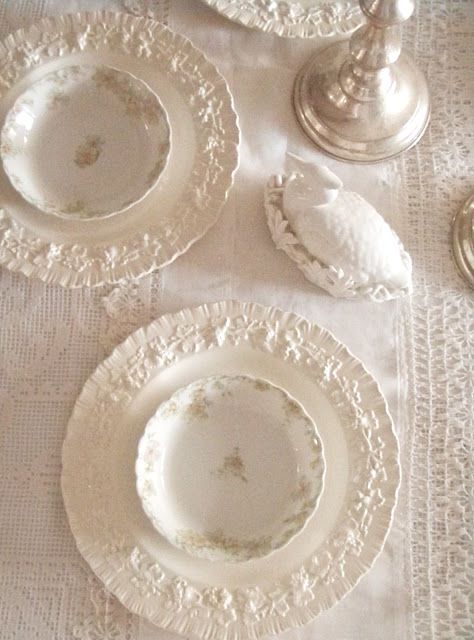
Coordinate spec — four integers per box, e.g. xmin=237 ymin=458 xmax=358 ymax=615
xmin=0 ymin=1 xmax=472 ymax=640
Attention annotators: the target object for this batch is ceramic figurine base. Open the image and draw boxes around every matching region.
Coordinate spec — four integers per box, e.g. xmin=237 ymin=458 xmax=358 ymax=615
xmin=293 ymin=41 xmax=430 ymax=163
xmin=264 ymin=155 xmax=413 ymax=301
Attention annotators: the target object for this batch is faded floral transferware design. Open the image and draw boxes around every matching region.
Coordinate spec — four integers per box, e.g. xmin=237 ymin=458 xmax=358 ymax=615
xmin=74 ymin=135 xmax=105 ymax=168
xmin=136 ymin=374 xmax=325 ymax=562
xmin=62 ymin=301 xmax=400 ymax=640
xmin=201 ymin=0 xmax=362 ymax=38
xmin=216 ymin=446 xmax=248 ymax=483
xmin=175 ymin=528 xmax=273 ymax=559
xmin=183 ymin=387 xmax=210 ymax=420
xmin=144 ymin=148 xmax=170 ymax=190
xmin=92 ymin=67 xmax=163 ymax=123
xmin=49 ymin=91 xmax=71 ymax=109
xmin=0 ymin=63 xmax=171 ymax=220
xmin=0 ymin=13 xmax=239 ymax=287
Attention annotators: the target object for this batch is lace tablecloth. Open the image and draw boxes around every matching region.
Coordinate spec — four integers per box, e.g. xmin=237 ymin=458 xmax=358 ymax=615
xmin=0 ymin=1 xmax=472 ymax=639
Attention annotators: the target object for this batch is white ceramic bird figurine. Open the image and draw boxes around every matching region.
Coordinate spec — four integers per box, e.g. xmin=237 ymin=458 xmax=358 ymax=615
xmin=265 ymin=155 xmax=412 ymax=300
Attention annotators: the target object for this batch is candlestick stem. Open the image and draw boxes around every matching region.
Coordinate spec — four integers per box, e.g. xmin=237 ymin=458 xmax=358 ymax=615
xmin=293 ymin=0 xmax=430 ymax=163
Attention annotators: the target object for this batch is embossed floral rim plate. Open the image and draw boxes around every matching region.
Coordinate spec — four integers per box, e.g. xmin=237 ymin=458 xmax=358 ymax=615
xmin=62 ymin=300 xmax=400 ymax=640
xmin=136 ymin=374 xmax=325 ymax=562
xmin=0 ymin=12 xmax=239 ymax=287
xmin=1 ymin=64 xmax=171 ymax=220
xmin=200 ymin=0 xmax=363 ymax=38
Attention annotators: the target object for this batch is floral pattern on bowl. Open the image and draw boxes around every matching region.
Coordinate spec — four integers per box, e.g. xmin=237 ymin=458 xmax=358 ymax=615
xmin=136 ymin=374 xmax=325 ymax=562
xmin=0 ymin=64 xmax=171 ymax=220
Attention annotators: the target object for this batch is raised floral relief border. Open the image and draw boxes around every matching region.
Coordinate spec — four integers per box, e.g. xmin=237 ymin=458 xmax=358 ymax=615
xmin=202 ymin=0 xmax=363 ymax=39
xmin=0 ymin=12 xmax=239 ymax=287
xmin=62 ymin=301 xmax=400 ymax=640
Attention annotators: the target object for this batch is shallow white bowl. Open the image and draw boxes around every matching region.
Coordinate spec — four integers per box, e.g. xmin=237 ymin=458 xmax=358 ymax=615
xmin=0 ymin=64 xmax=170 ymax=220
xmin=136 ymin=374 xmax=325 ymax=562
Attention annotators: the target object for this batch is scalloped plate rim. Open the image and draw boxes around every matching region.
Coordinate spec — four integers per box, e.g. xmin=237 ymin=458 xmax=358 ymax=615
xmin=0 ymin=12 xmax=240 ymax=287
xmin=61 ymin=300 xmax=400 ymax=640
xmin=199 ymin=0 xmax=363 ymax=39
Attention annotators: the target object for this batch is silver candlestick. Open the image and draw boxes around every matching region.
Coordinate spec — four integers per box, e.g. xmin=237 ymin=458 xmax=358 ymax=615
xmin=293 ymin=0 xmax=430 ymax=163
xmin=452 ymin=193 xmax=474 ymax=288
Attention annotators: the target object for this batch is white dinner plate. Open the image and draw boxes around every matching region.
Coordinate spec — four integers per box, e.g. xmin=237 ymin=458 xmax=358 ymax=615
xmin=136 ymin=374 xmax=325 ymax=562
xmin=0 ymin=12 xmax=239 ymax=287
xmin=62 ymin=300 xmax=400 ymax=640
xmin=200 ymin=0 xmax=362 ymax=39
xmin=1 ymin=64 xmax=170 ymax=220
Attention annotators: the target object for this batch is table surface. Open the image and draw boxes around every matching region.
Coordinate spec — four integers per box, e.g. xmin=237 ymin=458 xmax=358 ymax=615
xmin=0 ymin=1 xmax=472 ymax=639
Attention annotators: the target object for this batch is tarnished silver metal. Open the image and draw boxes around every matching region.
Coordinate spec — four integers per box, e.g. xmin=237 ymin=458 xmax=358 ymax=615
xmin=452 ymin=193 xmax=474 ymax=288
xmin=293 ymin=0 xmax=431 ymax=163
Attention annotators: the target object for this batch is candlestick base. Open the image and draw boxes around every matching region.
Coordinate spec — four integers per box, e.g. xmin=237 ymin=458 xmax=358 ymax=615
xmin=452 ymin=193 xmax=474 ymax=289
xmin=293 ymin=41 xmax=430 ymax=163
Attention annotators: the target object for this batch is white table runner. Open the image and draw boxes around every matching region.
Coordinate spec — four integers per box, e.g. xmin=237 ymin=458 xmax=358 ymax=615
xmin=0 ymin=1 xmax=472 ymax=639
